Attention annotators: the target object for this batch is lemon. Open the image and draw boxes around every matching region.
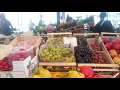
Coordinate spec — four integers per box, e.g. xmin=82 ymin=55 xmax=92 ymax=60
xmin=32 ymin=75 xmax=42 ymax=78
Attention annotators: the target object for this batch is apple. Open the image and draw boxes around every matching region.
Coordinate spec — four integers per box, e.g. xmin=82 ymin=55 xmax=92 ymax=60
xmin=109 ymin=50 xmax=116 ymax=53
xmin=113 ymin=57 xmax=120 ymax=64
xmin=116 ymin=38 xmax=120 ymax=44
xmin=105 ymin=42 xmax=112 ymax=50
xmin=111 ymin=40 xmax=119 ymax=44
xmin=112 ymin=44 xmax=120 ymax=50
xmin=103 ymin=38 xmax=110 ymax=44
xmin=109 ymin=50 xmax=118 ymax=57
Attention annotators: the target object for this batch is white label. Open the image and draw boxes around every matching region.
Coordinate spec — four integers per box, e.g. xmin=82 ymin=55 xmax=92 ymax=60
xmin=63 ymin=37 xmax=77 ymax=47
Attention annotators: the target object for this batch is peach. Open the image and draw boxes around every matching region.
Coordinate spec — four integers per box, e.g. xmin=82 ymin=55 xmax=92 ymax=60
xmin=109 ymin=50 xmax=118 ymax=57
xmin=118 ymin=54 xmax=120 ymax=58
xmin=116 ymin=50 xmax=120 ymax=54
xmin=113 ymin=57 xmax=120 ymax=64
xmin=109 ymin=50 xmax=116 ymax=53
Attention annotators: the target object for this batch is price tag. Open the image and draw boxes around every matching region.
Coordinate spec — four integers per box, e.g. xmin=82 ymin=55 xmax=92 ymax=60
xmin=63 ymin=37 xmax=77 ymax=47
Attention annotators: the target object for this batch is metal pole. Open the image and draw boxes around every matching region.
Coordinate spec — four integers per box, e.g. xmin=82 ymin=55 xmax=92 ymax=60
xmin=57 ymin=12 xmax=60 ymax=26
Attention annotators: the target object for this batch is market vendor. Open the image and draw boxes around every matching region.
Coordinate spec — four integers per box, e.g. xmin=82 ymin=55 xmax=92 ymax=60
xmin=66 ymin=14 xmax=73 ymax=22
xmin=0 ymin=13 xmax=13 ymax=36
xmin=91 ymin=12 xmax=114 ymax=34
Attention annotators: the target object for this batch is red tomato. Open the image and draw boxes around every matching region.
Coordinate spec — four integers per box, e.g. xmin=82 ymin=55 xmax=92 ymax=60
xmin=80 ymin=66 xmax=94 ymax=78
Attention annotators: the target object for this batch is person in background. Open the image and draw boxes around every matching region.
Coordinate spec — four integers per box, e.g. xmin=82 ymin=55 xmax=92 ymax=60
xmin=92 ymin=12 xmax=114 ymax=34
xmin=66 ymin=14 xmax=73 ymax=22
xmin=0 ymin=13 xmax=13 ymax=36
xmin=29 ymin=20 xmax=35 ymax=30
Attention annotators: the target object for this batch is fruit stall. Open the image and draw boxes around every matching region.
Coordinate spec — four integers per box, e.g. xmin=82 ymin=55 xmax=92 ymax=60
xmin=0 ymin=32 xmax=120 ymax=78
xmin=32 ymin=32 xmax=120 ymax=78
xmin=0 ymin=33 xmax=41 ymax=78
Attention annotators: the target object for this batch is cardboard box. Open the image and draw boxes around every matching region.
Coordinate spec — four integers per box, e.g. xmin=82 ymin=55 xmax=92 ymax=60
xmin=0 ymin=56 xmax=39 ymax=78
xmin=0 ymin=45 xmax=13 ymax=60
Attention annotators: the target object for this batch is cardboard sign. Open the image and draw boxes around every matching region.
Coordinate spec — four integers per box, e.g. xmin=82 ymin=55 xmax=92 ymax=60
xmin=0 ymin=45 xmax=13 ymax=60
xmin=63 ymin=37 xmax=77 ymax=47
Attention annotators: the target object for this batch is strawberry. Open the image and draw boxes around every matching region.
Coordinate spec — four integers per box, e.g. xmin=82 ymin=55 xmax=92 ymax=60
xmin=2 ymin=62 xmax=8 ymax=66
xmin=4 ymin=64 xmax=10 ymax=70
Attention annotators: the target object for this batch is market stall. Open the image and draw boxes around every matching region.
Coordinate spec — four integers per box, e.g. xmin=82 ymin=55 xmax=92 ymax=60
xmin=0 ymin=32 xmax=120 ymax=78
xmin=32 ymin=32 xmax=120 ymax=78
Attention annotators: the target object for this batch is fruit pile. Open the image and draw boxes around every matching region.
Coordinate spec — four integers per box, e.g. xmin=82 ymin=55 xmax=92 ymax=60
xmin=18 ymin=40 xmax=36 ymax=46
xmin=46 ymin=37 xmax=63 ymax=44
xmin=90 ymin=43 xmax=103 ymax=51
xmin=8 ymin=47 xmax=31 ymax=64
xmin=0 ymin=58 xmax=12 ymax=71
xmin=39 ymin=46 xmax=75 ymax=62
xmin=32 ymin=67 xmax=52 ymax=78
xmin=32 ymin=66 xmax=104 ymax=78
xmin=32 ymin=67 xmax=85 ymax=78
xmin=93 ymin=52 xmax=106 ymax=64
xmin=75 ymin=36 xmax=95 ymax=63
xmin=74 ymin=46 xmax=94 ymax=63
xmin=103 ymin=37 xmax=120 ymax=64
xmin=77 ymin=36 xmax=88 ymax=47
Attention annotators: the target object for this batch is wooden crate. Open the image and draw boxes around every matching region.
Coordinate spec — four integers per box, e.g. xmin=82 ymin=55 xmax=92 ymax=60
xmin=47 ymin=32 xmax=72 ymax=38
xmin=9 ymin=34 xmax=41 ymax=48
xmin=39 ymin=62 xmax=76 ymax=72
xmin=87 ymin=37 xmax=105 ymax=51
xmin=0 ymin=45 xmax=13 ymax=60
xmin=101 ymin=32 xmax=120 ymax=64
xmin=77 ymin=63 xmax=120 ymax=78
xmin=73 ymin=33 xmax=114 ymax=64
xmin=38 ymin=63 xmax=119 ymax=78
xmin=39 ymin=44 xmax=75 ymax=61
xmin=0 ymin=56 xmax=39 ymax=78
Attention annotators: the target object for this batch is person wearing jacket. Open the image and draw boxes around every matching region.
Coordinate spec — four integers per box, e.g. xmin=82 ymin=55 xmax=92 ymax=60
xmin=66 ymin=14 xmax=73 ymax=22
xmin=92 ymin=12 xmax=114 ymax=34
xmin=0 ymin=13 xmax=13 ymax=36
